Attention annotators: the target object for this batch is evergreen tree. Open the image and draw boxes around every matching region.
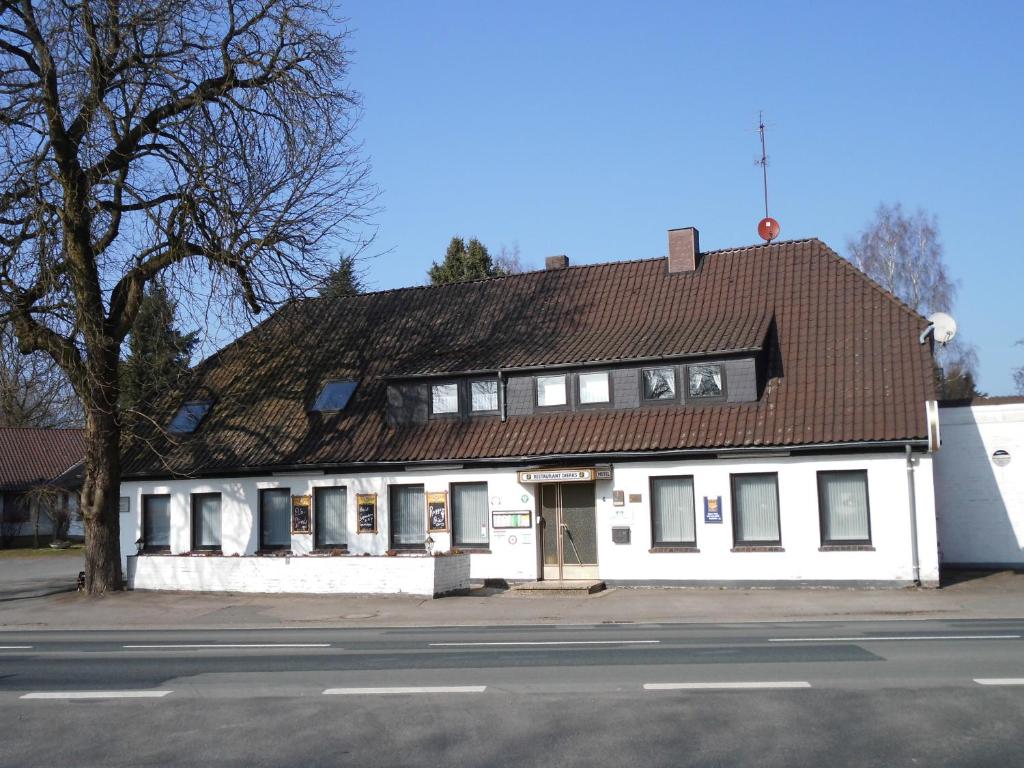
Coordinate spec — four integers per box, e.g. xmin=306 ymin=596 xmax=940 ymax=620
xmin=428 ymin=236 xmax=507 ymax=284
xmin=319 ymin=255 xmax=365 ymax=299
xmin=120 ymin=281 xmax=198 ymax=417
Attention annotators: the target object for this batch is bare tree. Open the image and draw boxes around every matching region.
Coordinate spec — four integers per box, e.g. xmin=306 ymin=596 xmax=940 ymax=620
xmin=1014 ymin=340 xmax=1024 ymax=395
xmin=847 ymin=203 xmax=979 ymax=397
xmin=1 ymin=325 xmax=81 ymax=427
xmin=0 ymin=0 xmax=375 ymax=593
xmin=494 ymin=242 xmax=528 ymax=274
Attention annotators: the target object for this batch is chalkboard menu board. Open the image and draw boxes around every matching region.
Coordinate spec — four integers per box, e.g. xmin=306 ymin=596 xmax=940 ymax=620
xmin=427 ymin=491 xmax=448 ymax=532
xmin=291 ymin=495 xmax=311 ymax=534
xmin=356 ymin=493 xmax=377 ymax=534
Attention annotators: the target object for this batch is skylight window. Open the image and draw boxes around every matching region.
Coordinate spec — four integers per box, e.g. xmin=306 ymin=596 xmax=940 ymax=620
xmin=312 ymin=380 xmax=358 ymax=412
xmin=168 ymin=401 xmax=213 ymax=434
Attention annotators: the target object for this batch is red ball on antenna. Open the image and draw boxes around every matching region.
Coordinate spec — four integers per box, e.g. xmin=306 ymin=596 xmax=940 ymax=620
xmin=758 ymin=217 xmax=780 ymax=242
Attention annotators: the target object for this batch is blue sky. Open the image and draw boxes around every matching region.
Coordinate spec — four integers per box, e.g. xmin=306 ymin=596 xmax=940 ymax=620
xmin=342 ymin=1 xmax=1023 ymax=394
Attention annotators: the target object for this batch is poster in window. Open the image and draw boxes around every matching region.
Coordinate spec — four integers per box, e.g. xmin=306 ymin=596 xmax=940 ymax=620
xmin=427 ymin=491 xmax=449 ymax=532
xmin=291 ymin=495 xmax=312 ymax=534
xmin=356 ymin=493 xmax=377 ymax=534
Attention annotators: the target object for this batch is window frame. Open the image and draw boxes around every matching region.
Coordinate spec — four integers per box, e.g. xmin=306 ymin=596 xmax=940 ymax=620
xmin=190 ymin=492 xmax=222 ymax=553
xmin=575 ymin=370 xmax=612 ymax=409
xmin=685 ymin=363 xmax=728 ymax=402
xmin=388 ymin=483 xmax=426 ymax=550
xmin=640 ymin=366 xmax=679 ymax=404
xmin=649 ymin=475 xmax=697 ymax=548
xmin=142 ymin=493 xmax=171 ymax=553
xmin=817 ymin=470 xmax=872 ymax=546
xmin=534 ymin=373 xmax=569 ymax=411
xmin=730 ymin=472 xmax=782 ymax=547
xmin=258 ymin=487 xmax=292 ymax=552
xmin=468 ymin=378 xmax=500 ymax=415
xmin=428 ymin=381 xmax=461 ymax=419
xmin=450 ymin=481 xmax=490 ymax=550
xmin=313 ymin=485 xmax=349 ymax=551
xmin=311 ymin=379 xmax=358 ymax=413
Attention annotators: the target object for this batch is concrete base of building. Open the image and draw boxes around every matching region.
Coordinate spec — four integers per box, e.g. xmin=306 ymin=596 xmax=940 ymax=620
xmin=511 ymin=580 xmax=606 ymax=595
xmin=604 ymin=579 xmax=927 ymax=589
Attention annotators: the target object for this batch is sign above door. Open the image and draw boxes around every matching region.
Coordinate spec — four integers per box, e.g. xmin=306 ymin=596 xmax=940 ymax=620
xmin=517 ymin=465 xmax=612 ymax=483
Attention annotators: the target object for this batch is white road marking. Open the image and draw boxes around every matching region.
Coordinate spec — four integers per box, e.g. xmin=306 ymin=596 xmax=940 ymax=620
xmin=644 ymin=682 xmax=811 ymax=691
xmin=428 ymin=640 xmax=660 ymax=647
xmin=0 ymin=646 xmax=32 ymax=650
xmin=769 ymin=635 xmax=1020 ymax=643
xmin=122 ymin=643 xmax=331 ymax=649
xmin=21 ymin=690 xmax=172 ymax=700
xmin=323 ymin=686 xmax=486 ymax=695
xmin=974 ymin=678 xmax=1024 ymax=686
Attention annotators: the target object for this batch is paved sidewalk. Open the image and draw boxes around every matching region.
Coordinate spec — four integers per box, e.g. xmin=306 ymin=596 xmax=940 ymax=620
xmin=0 ymin=553 xmax=83 ymax=603
xmin=2 ymin=570 xmax=1023 ymax=631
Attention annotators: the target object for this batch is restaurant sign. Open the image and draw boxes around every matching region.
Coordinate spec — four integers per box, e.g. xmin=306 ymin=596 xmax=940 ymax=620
xmin=518 ymin=468 xmax=595 ymax=483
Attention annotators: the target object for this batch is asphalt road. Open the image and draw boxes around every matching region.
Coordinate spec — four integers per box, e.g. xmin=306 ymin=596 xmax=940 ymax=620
xmin=2 ymin=619 xmax=1023 ymax=767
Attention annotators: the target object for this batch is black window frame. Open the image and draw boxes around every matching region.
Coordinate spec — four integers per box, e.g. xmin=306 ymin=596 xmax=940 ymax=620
xmin=468 ymin=379 xmax=500 ymax=416
xmin=640 ymin=366 xmax=679 ymax=404
xmin=142 ymin=493 xmax=171 ymax=553
xmin=190 ymin=492 xmax=222 ymax=552
xmin=311 ymin=379 xmax=358 ymax=413
xmin=575 ymin=370 xmax=613 ymax=409
xmin=428 ymin=380 xmax=461 ymax=419
xmin=730 ymin=472 xmax=782 ymax=547
xmin=314 ymin=485 xmax=349 ymax=551
xmin=388 ymin=483 xmax=426 ymax=550
xmin=534 ymin=373 xmax=570 ymax=411
xmin=450 ymin=481 xmax=490 ymax=550
xmin=649 ymin=475 xmax=697 ymax=547
xmin=817 ymin=470 xmax=873 ymax=546
xmin=258 ymin=487 xmax=292 ymax=552
xmin=685 ymin=363 xmax=727 ymax=402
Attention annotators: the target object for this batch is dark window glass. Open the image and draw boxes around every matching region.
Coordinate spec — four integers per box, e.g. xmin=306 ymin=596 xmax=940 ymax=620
xmin=452 ymin=482 xmax=489 ymax=547
xmin=143 ymin=494 xmax=171 ymax=551
xmin=651 ymin=477 xmax=696 ymax=545
xmin=315 ymin=486 xmax=348 ymax=548
xmin=168 ymin=401 xmax=212 ymax=433
xmin=732 ymin=473 xmax=780 ymax=545
xmin=818 ymin=471 xmax=871 ymax=544
xmin=259 ymin=488 xmax=291 ymax=550
xmin=192 ymin=493 xmax=222 ymax=550
xmin=312 ymin=380 xmax=357 ymax=412
xmin=688 ymin=364 xmax=723 ymax=398
xmin=389 ymin=485 xmax=425 ymax=548
xmin=642 ymin=368 xmax=676 ymax=400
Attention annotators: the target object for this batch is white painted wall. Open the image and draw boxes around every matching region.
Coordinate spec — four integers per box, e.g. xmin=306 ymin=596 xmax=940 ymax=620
xmin=121 ymin=449 xmax=937 ymax=588
xmin=935 ymin=402 xmax=1024 ymax=567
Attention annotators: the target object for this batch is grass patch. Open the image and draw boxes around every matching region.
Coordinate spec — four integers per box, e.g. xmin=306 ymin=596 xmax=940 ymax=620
xmin=0 ymin=544 xmax=85 ymax=558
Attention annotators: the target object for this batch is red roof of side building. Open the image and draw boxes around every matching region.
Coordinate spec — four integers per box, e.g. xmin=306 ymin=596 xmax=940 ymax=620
xmin=121 ymin=238 xmax=939 ymax=477
xmin=0 ymin=428 xmax=84 ymax=491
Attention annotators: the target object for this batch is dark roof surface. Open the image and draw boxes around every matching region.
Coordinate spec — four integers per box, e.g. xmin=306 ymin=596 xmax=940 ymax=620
xmin=0 ymin=428 xmax=85 ymax=491
xmin=122 ymin=238 xmax=937 ymax=477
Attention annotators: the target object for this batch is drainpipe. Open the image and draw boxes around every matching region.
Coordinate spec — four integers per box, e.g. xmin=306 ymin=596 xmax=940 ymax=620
xmin=905 ymin=444 xmax=921 ymax=586
xmin=498 ymin=370 xmax=507 ymax=423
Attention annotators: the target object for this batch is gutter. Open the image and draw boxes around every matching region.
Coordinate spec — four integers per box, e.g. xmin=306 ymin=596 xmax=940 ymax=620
xmin=905 ymin=444 xmax=922 ymax=586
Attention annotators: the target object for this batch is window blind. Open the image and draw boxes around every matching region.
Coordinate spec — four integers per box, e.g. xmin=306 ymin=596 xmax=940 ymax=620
xmin=390 ymin=485 xmax=425 ymax=546
xmin=652 ymin=477 xmax=695 ymax=544
xmin=452 ymin=482 xmax=489 ymax=546
xmin=733 ymin=474 xmax=780 ymax=543
xmin=316 ymin=487 xmax=347 ymax=547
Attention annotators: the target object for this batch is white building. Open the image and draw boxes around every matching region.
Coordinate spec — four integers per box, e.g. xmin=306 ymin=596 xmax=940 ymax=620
xmin=119 ymin=230 xmax=942 ymax=593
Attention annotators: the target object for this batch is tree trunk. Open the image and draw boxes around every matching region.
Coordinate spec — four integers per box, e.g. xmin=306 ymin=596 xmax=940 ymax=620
xmin=80 ymin=407 xmax=123 ymax=594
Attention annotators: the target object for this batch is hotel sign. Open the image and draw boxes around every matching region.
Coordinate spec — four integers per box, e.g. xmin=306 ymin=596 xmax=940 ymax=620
xmin=518 ymin=468 xmax=595 ymax=483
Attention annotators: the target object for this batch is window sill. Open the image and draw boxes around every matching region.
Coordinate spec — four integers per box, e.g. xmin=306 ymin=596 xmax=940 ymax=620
xmin=311 ymin=548 xmax=349 ymax=556
xmin=819 ymin=544 xmax=875 ymax=552
xmin=454 ymin=547 xmax=492 ymax=554
xmin=649 ymin=546 xmax=700 ymax=553
xmin=139 ymin=549 xmax=171 ymax=555
xmin=255 ymin=549 xmax=292 ymax=557
xmin=731 ymin=546 xmax=784 ymax=553
xmin=188 ymin=550 xmax=223 ymax=556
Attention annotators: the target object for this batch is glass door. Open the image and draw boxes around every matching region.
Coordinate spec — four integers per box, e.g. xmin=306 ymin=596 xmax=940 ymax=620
xmin=541 ymin=482 xmax=598 ymax=580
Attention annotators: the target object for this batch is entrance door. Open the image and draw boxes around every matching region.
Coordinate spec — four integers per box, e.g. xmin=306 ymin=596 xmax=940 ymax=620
xmin=541 ymin=482 xmax=598 ymax=580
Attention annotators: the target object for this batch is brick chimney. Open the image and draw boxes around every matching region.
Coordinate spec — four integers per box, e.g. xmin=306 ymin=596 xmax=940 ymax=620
xmin=667 ymin=227 xmax=700 ymax=273
xmin=545 ymin=254 xmax=569 ymax=270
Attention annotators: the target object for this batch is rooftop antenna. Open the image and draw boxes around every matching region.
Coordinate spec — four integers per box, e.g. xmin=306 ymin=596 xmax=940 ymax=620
xmin=756 ymin=111 xmax=780 ymax=242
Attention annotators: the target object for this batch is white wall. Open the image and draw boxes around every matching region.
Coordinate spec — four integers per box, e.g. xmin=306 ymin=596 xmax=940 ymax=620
xmin=935 ymin=403 xmax=1024 ymax=567
xmin=120 ymin=449 xmax=937 ymax=588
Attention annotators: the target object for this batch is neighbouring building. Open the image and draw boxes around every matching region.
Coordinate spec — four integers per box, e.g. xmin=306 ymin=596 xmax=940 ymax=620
xmin=0 ymin=427 xmax=84 ymax=547
xmin=118 ymin=229 xmax=942 ymax=593
xmin=935 ymin=397 xmax=1024 ymax=569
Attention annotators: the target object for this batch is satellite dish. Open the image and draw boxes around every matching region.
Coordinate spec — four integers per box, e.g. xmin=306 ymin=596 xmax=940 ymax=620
xmin=758 ymin=217 xmax=780 ymax=242
xmin=928 ymin=312 xmax=957 ymax=345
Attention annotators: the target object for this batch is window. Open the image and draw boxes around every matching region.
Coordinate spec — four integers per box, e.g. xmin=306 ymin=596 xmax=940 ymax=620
xmin=536 ymin=374 xmax=567 ymax=407
xmin=315 ymin=486 xmax=348 ymax=549
xmin=642 ymin=367 xmax=676 ymax=401
xmin=451 ymin=482 xmax=489 ymax=548
xmin=578 ymin=371 xmax=610 ymax=405
xmin=142 ymin=494 xmax=171 ymax=552
xmin=430 ymin=382 xmax=459 ymax=416
xmin=259 ymin=488 xmax=291 ymax=550
xmin=818 ymin=471 xmax=871 ymax=545
xmin=168 ymin=400 xmax=213 ymax=433
xmin=687 ymin=364 xmax=724 ymax=399
xmin=389 ymin=484 xmax=425 ymax=548
xmin=470 ymin=380 xmax=499 ymax=413
xmin=191 ymin=493 xmax=222 ymax=551
xmin=731 ymin=473 xmax=781 ymax=546
xmin=312 ymin=380 xmax=357 ymax=412
xmin=651 ymin=476 xmax=696 ymax=546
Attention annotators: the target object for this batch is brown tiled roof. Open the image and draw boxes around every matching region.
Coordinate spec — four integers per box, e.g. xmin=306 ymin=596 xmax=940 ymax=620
xmin=121 ymin=238 xmax=937 ymax=477
xmin=0 ymin=428 xmax=84 ymax=491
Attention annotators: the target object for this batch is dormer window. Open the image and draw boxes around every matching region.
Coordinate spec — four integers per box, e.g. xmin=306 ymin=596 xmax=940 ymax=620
xmin=430 ymin=382 xmax=459 ymax=416
xmin=536 ymin=375 xmax=567 ymax=408
xmin=312 ymin=380 xmax=357 ymax=412
xmin=687 ymin=364 xmax=724 ymax=399
xmin=470 ymin=380 xmax=499 ymax=412
xmin=642 ymin=367 xmax=676 ymax=401
xmin=578 ymin=371 xmax=610 ymax=405
xmin=168 ymin=400 xmax=213 ymax=434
